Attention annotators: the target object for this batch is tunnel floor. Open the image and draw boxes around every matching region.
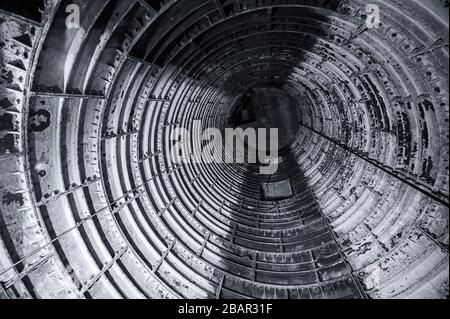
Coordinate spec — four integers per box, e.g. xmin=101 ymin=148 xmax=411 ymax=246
xmin=219 ymin=152 xmax=366 ymax=298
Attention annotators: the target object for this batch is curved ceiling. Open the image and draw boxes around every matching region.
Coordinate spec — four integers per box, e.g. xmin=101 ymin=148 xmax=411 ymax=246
xmin=0 ymin=0 xmax=448 ymax=299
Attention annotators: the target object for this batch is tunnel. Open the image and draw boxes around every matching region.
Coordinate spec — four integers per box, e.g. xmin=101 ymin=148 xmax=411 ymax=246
xmin=0 ymin=0 xmax=448 ymax=299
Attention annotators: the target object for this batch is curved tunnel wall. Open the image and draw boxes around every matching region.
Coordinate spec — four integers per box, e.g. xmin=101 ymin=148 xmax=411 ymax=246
xmin=0 ymin=0 xmax=448 ymax=299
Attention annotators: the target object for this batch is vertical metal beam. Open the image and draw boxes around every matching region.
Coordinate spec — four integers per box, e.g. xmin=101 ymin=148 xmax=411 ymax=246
xmin=191 ymin=200 xmax=203 ymax=217
xmin=252 ymin=253 xmax=257 ymax=282
xmin=158 ymin=197 xmax=178 ymax=217
xmin=152 ymin=241 xmax=175 ymax=273
xmin=0 ymin=282 xmax=9 ymax=299
xmin=215 ymin=273 xmax=225 ymax=299
xmin=230 ymin=224 xmax=237 ymax=245
xmin=197 ymin=232 xmax=210 ymax=257
xmin=189 ymin=40 xmax=207 ymax=56
xmin=80 ymin=247 xmax=128 ymax=295
xmin=218 ymin=199 xmax=225 ymax=215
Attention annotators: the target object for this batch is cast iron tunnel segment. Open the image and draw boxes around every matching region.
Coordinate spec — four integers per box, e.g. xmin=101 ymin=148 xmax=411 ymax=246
xmin=0 ymin=0 xmax=448 ymax=299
